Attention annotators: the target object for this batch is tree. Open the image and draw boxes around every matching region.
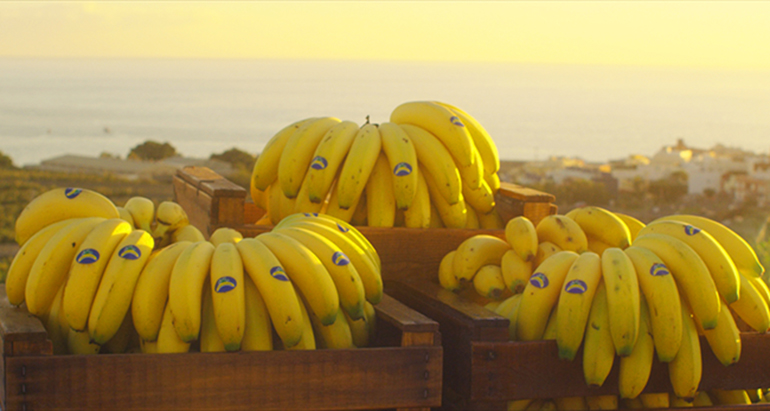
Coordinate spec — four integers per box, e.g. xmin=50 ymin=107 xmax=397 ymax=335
xmin=0 ymin=151 xmax=15 ymax=169
xmin=210 ymin=148 xmax=256 ymax=172
xmin=128 ymin=141 xmax=177 ymax=161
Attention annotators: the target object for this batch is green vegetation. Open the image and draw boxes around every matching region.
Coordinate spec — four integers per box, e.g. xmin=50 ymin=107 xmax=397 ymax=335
xmin=0 ymin=151 xmax=16 ymax=169
xmin=210 ymin=148 xmax=256 ymax=190
xmin=128 ymin=141 xmax=177 ymax=161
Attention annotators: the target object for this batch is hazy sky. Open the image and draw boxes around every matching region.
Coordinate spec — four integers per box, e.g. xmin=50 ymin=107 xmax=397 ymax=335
xmin=2 ymin=1 xmax=770 ymax=68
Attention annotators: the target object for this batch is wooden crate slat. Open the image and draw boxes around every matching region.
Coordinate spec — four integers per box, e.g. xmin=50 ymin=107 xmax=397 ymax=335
xmin=374 ymin=294 xmax=439 ymax=335
xmin=175 ymin=167 xmax=247 ymax=198
xmin=5 ymin=347 xmax=440 ymax=411
xmin=0 ymin=287 xmax=48 ymax=345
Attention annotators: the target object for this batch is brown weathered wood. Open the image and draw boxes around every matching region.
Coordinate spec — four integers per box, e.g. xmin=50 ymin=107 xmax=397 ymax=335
xmin=176 ymin=166 xmax=247 ymax=198
xmin=5 ymin=346 xmax=441 ymax=411
xmin=498 ymin=182 xmax=555 ymax=203
xmin=173 ymin=174 xmax=216 ymax=237
xmin=0 ymin=286 xmax=48 ymax=345
xmin=243 ymin=201 xmax=266 ymax=224
xmin=471 ymin=332 xmax=770 ymax=402
xmin=373 ymin=294 xmax=439 ymax=335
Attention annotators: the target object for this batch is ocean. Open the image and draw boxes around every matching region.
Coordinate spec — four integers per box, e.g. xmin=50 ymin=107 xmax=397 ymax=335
xmin=1 ymin=58 xmax=769 ymax=167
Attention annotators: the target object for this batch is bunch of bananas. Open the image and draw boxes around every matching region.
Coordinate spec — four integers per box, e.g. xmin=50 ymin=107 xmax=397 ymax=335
xmin=250 ymin=100 xmax=504 ymax=229
xmin=438 ymin=206 xmax=769 ymax=406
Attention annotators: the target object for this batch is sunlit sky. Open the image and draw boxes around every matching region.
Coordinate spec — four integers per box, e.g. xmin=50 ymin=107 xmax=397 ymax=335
xmin=1 ymin=1 xmax=770 ymax=68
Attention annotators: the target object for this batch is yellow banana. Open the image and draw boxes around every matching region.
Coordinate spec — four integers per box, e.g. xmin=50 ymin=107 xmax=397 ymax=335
xmin=304 ymin=120 xmax=361 ymax=203
xmin=25 ymin=217 xmax=105 ymax=316
xmin=429 ymin=203 xmax=444 ymax=228
xmin=586 ymin=235 xmax=613 ymax=255
xmin=729 ymin=270 xmax=770 ymax=332
xmin=167 ymin=240 xmax=216 ymax=342
xmin=156 ymin=302 xmax=191 ymax=353
xmin=434 ymin=101 xmax=500 ymax=175
xmin=210 ymin=242 xmax=246 ymax=351
xmin=172 ymin=224 xmax=205 ymax=243
xmin=256 ymin=232 xmax=339 ymax=325
xmin=453 ymin=234 xmax=511 ymax=283
xmin=692 ymin=391 xmax=713 ymax=406
xmin=517 ymin=251 xmax=580 ymax=341
xmin=209 ymin=227 xmax=243 ymax=247
xmin=464 ymin=205 xmax=480 ymax=229
xmin=494 ymin=293 xmax=523 ymax=340
xmin=462 ymin=179 xmax=495 ymax=214
xmin=15 ymin=187 xmax=118 ymax=246
xmin=293 ymin=157 xmax=330 ymax=214
xmin=477 ymin=208 xmax=504 ymax=230
xmin=88 ymin=229 xmax=154 ymax=344
xmin=555 ymin=251 xmax=602 ymax=361
xmin=285 ymin=295 xmax=316 ymax=351
xmin=600 ymin=247 xmax=640 ymax=356
xmin=423 ymin=166 xmax=467 ymax=228
xmin=68 ymin=327 xmax=100 ymax=355
xmin=278 ymin=117 xmax=341 ymax=199
xmin=633 ymin=233 xmax=720 ymax=330
xmin=485 ymin=171 xmax=501 ymax=193
xmin=152 ymin=201 xmax=189 ymax=244
xmin=553 ymin=397 xmax=587 ymax=411
xmin=614 ymin=212 xmax=645 ymax=242
xmin=565 ymin=206 xmax=631 ymax=249
xmin=438 ymin=250 xmax=461 ymax=291
xmin=325 ymin=176 xmax=360 ymax=223
xmin=535 ymin=214 xmax=588 ymax=253
xmin=624 ymin=245 xmax=682 ymax=362
xmin=473 ymin=264 xmax=506 ymax=300
xmin=582 ymin=281 xmax=615 ymax=387
xmin=639 ymin=393 xmax=670 ymax=409
xmin=251 ymin=117 xmax=316 ymax=191
xmin=398 ymin=123 xmax=461 ymax=205
xmin=505 ymin=216 xmax=538 ymax=263
xmin=669 ymin=298 xmax=702 ymax=401
xmin=403 ymin=168 xmax=431 ymax=228
xmin=5 ymin=218 xmax=76 ymax=307
xmin=200 ymin=284 xmax=226 ymax=352
xmin=336 ymin=123 xmax=382 ymax=209
xmin=639 ymin=219 xmax=740 ymax=303
xmin=749 ymin=275 xmax=770 ymax=307
xmin=378 ymin=121 xmax=419 ymax=210
xmin=457 ymin=146 xmax=484 ymax=190
xmin=124 ymin=196 xmax=155 ymax=233
xmin=534 ymin=241 xmax=562 ymax=268
xmin=63 ymin=218 xmax=133 ymax=331
xmin=117 ymin=206 xmax=134 ymax=226
xmin=696 ymin=297 xmax=741 ymax=366
xmin=390 ymin=100 xmax=474 ymax=167
xmin=584 ymin=396 xmax=618 ymax=410
xmin=44 ymin=284 xmax=69 ymax=355
xmin=275 ymin=225 xmax=366 ymax=320
xmin=656 ymin=214 xmax=764 ymax=278
xmin=131 ymin=241 xmax=192 ymax=341
xmin=241 ymin=274 xmax=273 ymax=351
xmin=618 ymin=296 xmax=654 ymax=399
xmin=350 ymin=192 xmax=368 ymax=226
xmin=365 ymin=152 xmax=396 ymax=227
xmin=100 ymin=310 xmax=136 ymax=354
xmin=346 ymin=303 xmax=372 ymax=348
xmin=309 ymin=303 xmax=354 ymax=349
xmin=541 ymin=306 xmax=558 ymax=340
xmin=500 ymin=249 xmax=532 ymax=294
xmin=236 ymin=238 xmax=304 ymax=348
xmin=709 ymin=389 xmax=752 ymax=405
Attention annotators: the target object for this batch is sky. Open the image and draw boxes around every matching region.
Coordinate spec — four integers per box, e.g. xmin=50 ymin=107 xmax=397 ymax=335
xmin=2 ymin=1 xmax=770 ymax=69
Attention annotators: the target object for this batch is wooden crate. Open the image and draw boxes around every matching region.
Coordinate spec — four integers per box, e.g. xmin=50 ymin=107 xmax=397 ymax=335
xmin=0 ymin=285 xmax=442 ymax=411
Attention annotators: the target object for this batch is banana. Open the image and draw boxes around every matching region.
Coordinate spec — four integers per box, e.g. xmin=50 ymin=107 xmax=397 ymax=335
xmin=124 ymin=196 xmax=155 ymax=233
xmin=44 ymin=284 xmax=69 ymax=354
xmin=656 ymin=214 xmax=764 ymax=278
xmin=250 ymin=175 xmax=269 ymax=211
xmin=335 ymin=123 xmax=382 ymax=209
xmin=68 ymin=327 xmax=100 ymax=355
xmin=172 ymin=224 xmax=205 ymax=243
xmin=378 ymin=121 xmax=419 ymax=210
xmin=438 ymin=250 xmax=461 ymax=291
xmin=535 ymin=214 xmax=588 ymax=253
xmin=325 ymin=176 xmax=361 ymax=223
xmin=582 ymin=281 xmax=615 ymax=387
xmin=462 ymin=179 xmax=495 ymax=214
xmin=584 ymin=395 xmax=618 ymax=410
xmin=505 ymin=216 xmax=538 ymax=263
xmin=669 ymin=396 xmax=694 ymax=408
xmin=276 ymin=218 xmax=382 ymax=303
xmin=390 ymin=101 xmax=474 ymax=167
xmin=600 ymin=247 xmax=640 ymax=356
xmin=541 ymin=306 xmax=558 ymax=340
xmin=152 ymin=201 xmax=189 ymax=244
xmin=633 ymin=233 xmax=720 ymax=330
xmin=286 ymin=296 xmax=316 ymax=350
xmin=267 ymin=181 xmax=299 ymax=223
xmin=117 ymin=206 xmax=134 ymax=226
xmin=565 ymin=206 xmax=631 ymax=249
xmin=398 ymin=123 xmax=461 ymax=205
xmin=478 ymin=208 xmax=505 ymax=230
xmin=350 ymin=192 xmax=369 ymax=226
xmin=304 ymin=120 xmax=361 ymax=203
xmin=553 ymin=397 xmax=587 ymax=411
xmin=621 ymin=397 xmax=643 ymax=409
xmin=200 ymin=284 xmax=226 ymax=352
xmin=473 ymin=265 xmax=506 ymax=300
xmin=692 ymin=391 xmax=713 ymax=406
xmin=140 ymin=338 xmax=158 ymax=354
xmin=251 ymin=118 xmax=316 ymax=191
xmin=457 ymin=145 xmax=484 ymax=190
xmin=63 ymin=218 xmax=133 ymax=331
xmin=210 ymin=242 xmax=246 ymax=351
xmin=293 ymin=164 xmax=326 ymax=215
xmin=365 ymin=152 xmax=396 ymax=227
xmin=156 ymin=302 xmax=191 ymax=353
xmin=167 ymin=241 xmax=216 ymax=342
xmin=500 ymin=249 xmax=532 ymax=294
xmin=275 ymin=225 xmax=366 ymax=320
xmin=464 ymin=204 xmax=480 ymax=229
xmin=749 ymin=275 xmax=770 ymax=307
xmin=639 ymin=219 xmax=741 ymax=303
xmin=517 ymin=251 xmax=580 ymax=341
xmin=639 ymin=393 xmax=670 ymax=409
xmin=494 ymin=293 xmax=524 ymax=340
xmin=668 ymin=299 xmax=702 ymax=401
xmin=241 ymin=274 xmax=273 ymax=351
xmin=278 ymin=117 xmax=341 ymax=199
xmin=485 ymin=172 xmax=501 ymax=193
xmin=256 ymin=232 xmax=339 ymax=326
xmin=614 ymin=212 xmax=645 ymax=242
xmin=131 ymin=241 xmax=192 ymax=342
xmin=429 ymin=203 xmax=444 ymax=228
xmin=209 ymin=227 xmax=243 ymax=247
xmin=556 ymin=251 xmax=602 ymax=361
xmin=624 ymin=245 xmax=682 ymax=362
xmin=618 ymin=296 xmax=654 ymax=399
xmin=236 ymin=238 xmax=304 ymax=348
xmin=709 ymin=389 xmax=752 ymax=405
xmin=586 ymin=235 xmax=613 ymax=255
xmin=434 ymin=101 xmax=500 ymax=175
xmin=25 ymin=217 xmax=105 ymax=316
xmin=100 ymin=310 xmax=135 ymax=354
xmin=423 ymin=166 xmax=467 ymax=228
xmin=14 ymin=187 xmax=119 ymax=246
xmin=729 ymin=270 xmax=770 ymax=332
xmin=346 ymin=305 xmax=371 ymax=348
xmin=453 ymin=234 xmax=511 ymax=283
xmin=6 ymin=218 xmax=76 ymax=307
xmin=696 ymin=297 xmax=741 ymax=366
xmin=309 ymin=302 xmax=354 ymax=349
xmin=534 ymin=241 xmax=562 ymax=268
xmin=402 ymin=168 xmax=431 ymax=228
xmin=88 ymin=229 xmax=154 ymax=345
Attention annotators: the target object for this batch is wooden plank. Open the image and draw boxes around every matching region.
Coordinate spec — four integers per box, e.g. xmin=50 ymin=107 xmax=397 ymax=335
xmin=0 ymin=286 xmax=48 ymax=345
xmin=373 ymin=294 xmax=439 ymax=336
xmin=498 ymin=182 xmax=555 ymax=203
xmin=5 ymin=347 xmax=442 ymax=411
xmin=173 ymin=175 xmax=216 ymax=237
xmin=470 ymin=332 xmax=770 ymax=401
xmin=175 ymin=167 xmax=247 ymax=198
